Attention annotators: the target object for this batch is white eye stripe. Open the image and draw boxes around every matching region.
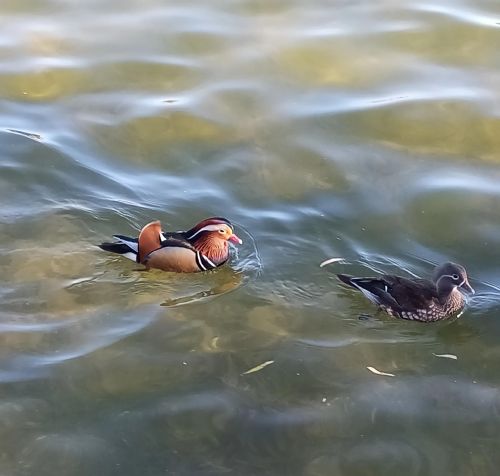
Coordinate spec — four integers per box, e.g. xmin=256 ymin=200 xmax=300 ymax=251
xmin=436 ymin=274 xmax=465 ymax=288
xmin=435 ymin=274 xmax=455 ymax=286
xmin=187 ymin=224 xmax=231 ymax=239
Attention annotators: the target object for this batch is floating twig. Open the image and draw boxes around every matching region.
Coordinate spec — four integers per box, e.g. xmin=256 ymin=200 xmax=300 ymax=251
xmin=432 ymin=353 xmax=457 ymax=360
xmin=241 ymin=360 xmax=275 ymax=375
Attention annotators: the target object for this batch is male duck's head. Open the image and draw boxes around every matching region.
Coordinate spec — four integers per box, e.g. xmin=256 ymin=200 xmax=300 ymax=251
xmin=185 ymin=217 xmax=242 ymax=264
xmin=186 ymin=217 xmax=242 ymax=245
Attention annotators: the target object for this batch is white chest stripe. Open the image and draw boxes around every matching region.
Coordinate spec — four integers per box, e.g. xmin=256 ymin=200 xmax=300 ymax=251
xmin=203 ymin=255 xmax=216 ymax=268
xmin=195 ymin=252 xmax=207 ymax=271
xmin=195 ymin=252 xmax=217 ymax=271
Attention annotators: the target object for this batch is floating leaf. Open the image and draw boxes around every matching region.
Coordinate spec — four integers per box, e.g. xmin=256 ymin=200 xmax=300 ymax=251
xmin=432 ymin=353 xmax=458 ymax=360
xmin=367 ymin=366 xmax=395 ymax=377
xmin=241 ymin=360 xmax=274 ymax=375
xmin=320 ymin=257 xmax=347 ymax=268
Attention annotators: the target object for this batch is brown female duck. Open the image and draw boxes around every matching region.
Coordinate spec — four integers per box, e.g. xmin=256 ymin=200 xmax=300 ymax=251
xmin=99 ymin=217 xmax=242 ymax=272
xmin=337 ymin=262 xmax=474 ymax=322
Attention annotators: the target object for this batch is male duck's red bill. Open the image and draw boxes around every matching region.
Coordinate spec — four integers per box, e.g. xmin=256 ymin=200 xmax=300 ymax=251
xmin=99 ymin=217 xmax=242 ymax=273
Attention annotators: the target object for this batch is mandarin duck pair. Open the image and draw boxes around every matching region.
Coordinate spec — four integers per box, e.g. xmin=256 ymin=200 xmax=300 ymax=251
xmin=100 ymin=217 xmax=474 ymax=322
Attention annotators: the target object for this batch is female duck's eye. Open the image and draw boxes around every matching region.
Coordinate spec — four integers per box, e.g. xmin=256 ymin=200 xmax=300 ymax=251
xmin=452 ymin=274 xmax=459 ymax=280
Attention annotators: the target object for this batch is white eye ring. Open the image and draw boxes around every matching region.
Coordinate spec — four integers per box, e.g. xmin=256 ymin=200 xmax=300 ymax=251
xmin=452 ymin=274 xmax=459 ymax=280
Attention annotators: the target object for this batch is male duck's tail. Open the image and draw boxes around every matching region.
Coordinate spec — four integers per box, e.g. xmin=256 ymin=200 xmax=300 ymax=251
xmin=98 ymin=235 xmax=138 ymax=261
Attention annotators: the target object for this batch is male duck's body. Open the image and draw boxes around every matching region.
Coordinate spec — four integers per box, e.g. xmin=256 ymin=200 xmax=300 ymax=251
xmin=99 ymin=217 xmax=242 ymax=273
xmin=337 ymin=262 xmax=474 ymax=322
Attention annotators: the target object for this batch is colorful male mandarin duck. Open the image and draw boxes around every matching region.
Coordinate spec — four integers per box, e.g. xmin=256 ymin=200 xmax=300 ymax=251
xmin=337 ymin=262 xmax=474 ymax=322
xmin=99 ymin=217 xmax=242 ymax=273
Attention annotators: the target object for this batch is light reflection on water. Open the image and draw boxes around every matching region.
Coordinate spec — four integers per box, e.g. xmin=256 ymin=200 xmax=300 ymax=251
xmin=1 ymin=0 xmax=500 ymax=474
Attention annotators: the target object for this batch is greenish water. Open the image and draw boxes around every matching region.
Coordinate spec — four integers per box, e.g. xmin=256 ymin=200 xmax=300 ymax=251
xmin=1 ymin=0 xmax=500 ymax=474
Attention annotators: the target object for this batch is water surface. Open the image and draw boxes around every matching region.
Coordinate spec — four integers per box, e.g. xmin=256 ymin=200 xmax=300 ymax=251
xmin=1 ymin=0 xmax=500 ymax=475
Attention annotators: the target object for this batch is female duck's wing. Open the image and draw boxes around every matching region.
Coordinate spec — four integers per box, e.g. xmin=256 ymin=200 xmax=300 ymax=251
xmin=337 ymin=274 xmax=403 ymax=311
xmin=337 ymin=274 xmax=438 ymax=312
xmin=380 ymin=275 xmax=438 ymax=310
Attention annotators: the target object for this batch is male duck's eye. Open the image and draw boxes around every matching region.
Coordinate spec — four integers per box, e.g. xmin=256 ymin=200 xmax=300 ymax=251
xmin=219 ymin=229 xmax=225 ymax=233
xmin=452 ymin=274 xmax=459 ymax=280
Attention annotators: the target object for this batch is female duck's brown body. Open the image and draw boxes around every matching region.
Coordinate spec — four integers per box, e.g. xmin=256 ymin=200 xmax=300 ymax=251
xmin=99 ymin=217 xmax=242 ymax=273
xmin=337 ymin=262 xmax=474 ymax=322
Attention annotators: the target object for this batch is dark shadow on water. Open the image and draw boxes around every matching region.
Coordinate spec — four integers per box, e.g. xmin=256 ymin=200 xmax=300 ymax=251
xmin=160 ymin=272 xmax=244 ymax=307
